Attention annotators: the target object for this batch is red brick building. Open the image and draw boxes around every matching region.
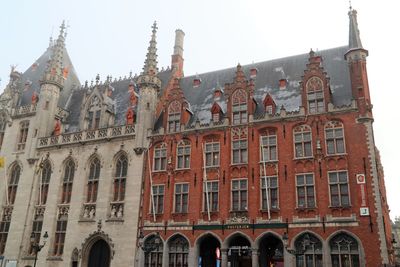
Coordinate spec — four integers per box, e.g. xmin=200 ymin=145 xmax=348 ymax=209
xmin=137 ymin=8 xmax=394 ymax=267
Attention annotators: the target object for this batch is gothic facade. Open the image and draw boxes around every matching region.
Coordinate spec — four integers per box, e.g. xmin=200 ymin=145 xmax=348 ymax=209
xmin=0 ymin=7 xmax=395 ymax=267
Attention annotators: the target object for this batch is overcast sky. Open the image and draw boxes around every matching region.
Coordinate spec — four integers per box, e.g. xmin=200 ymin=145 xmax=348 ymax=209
xmin=1 ymin=0 xmax=399 ymax=219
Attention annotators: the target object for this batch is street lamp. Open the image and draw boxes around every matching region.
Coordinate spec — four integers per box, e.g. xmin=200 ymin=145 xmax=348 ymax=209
xmin=138 ymin=230 xmax=161 ymax=253
xmin=282 ymin=232 xmax=310 ymax=255
xmin=30 ymin=231 xmax=48 ymax=267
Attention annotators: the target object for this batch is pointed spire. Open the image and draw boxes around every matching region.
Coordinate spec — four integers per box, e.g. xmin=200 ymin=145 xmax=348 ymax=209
xmin=348 ymin=8 xmax=363 ymax=49
xmin=41 ymin=20 xmax=66 ymax=88
xmin=142 ymin=21 xmax=159 ymax=76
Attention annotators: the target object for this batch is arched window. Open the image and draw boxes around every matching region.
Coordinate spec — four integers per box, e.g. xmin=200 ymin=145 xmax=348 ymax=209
xmin=61 ymin=159 xmax=75 ymax=204
xmin=168 ymin=235 xmax=189 ymax=267
xmin=176 ymin=141 xmax=190 ymax=169
xmin=330 ymin=233 xmax=360 ymax=267
xmin=168 ymin=101 xmax=181 ymax=133
xmin=113 ymin=155 xmax=127 ymax=202
xmin=294 ymin=125 xmax=313 ymax=158
xmin=295 ymin=233 xmax=323 ymax=267
xmin=87 ymin=96 xmax=101 ymax=130
xmin=87 ymin=158 xmax=101 ymax=203
xmin=144 ymin=235 xmax=163 ymax=267
xmin=39 ymin=161 xmax=52 ymax=205
xmin=0 ymin=113 xmax=6 ymax=149
xmin=306 ymin=76 xmax=325 ymax=113
xmin=8 ymin=164 xmax=21 ymax=205
xmin=154 ymin=143 xmax=167 ymax=171
xmin=325 ymin=121 xmax=345 ymax=155
xmin=232 ymin=89 xmax=247 ymax=125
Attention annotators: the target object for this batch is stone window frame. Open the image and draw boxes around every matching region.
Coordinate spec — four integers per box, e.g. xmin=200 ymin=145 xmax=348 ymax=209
xmin=294 ymin=232 xmax=323 ymax=266
xmin=168 ymin=235 xmax=189 ymax=267
xmin=61 ymin=159 xmax=75 ymax=204
xmin=306 ymin=76 xmax=325 ymax=114
xmin=168 ymin=100 xmax=181 ymax=133
xmin=0 ymin=113 xmax=6 ymax=149
xmin=260 ymin=129 xmax=278 ymax=162
xmin=112 ymin=154 xmax=128 ymax=202
xmin=144 ymin=234 xmax=163 ymax=267
xmin=260 ymin=176 xmax=279 ymax=210
xmin=295 ymin=173 xmax=316 ymax=209
xmin=174 ymin=183 xmax=189 ymax=214
xmin=86 ymin=95 xmax=102 ymax=130
xmin=293 ymin=125 xmax=313 ymax=159
xmin=39 ymin=160 xmax=52 ymax=205
xmin=329 ymin=233 xmax=360 ymax=267
xmin=8 ymin=164 xmax=21 ymax=205
xmin=328 ymin=170 xmax=351 ymax=208
xmin=231 ymin=89 xmax=248 ymax=125
xmin=205 ymin=141 xmax=220 ymax=168
xmin=325 ymin=121 xmax=346 ymax=156
xmin=86 ymin=158 xmax=101 ymax=203
xmin=16 ymin=120 xmax=29 ymax=151
xmin=176 ymin=140 xmax=191 ymax=170
xmin=231 ymin=178 xmax=248 ymax=212
xmin=153 ymin=143 xmax=167 ymax=172
xmin=203 ymin=180 xmax=219 ymax=212
xmin=151 ymin=184 xmax=165 ymax=215
xmin=52 ymin=215 xmax=68 ymax=256
xmin=232 ymin=139 xmax=248 ymax=165
xmin=0 ymin=210 xmax=11 ymax=255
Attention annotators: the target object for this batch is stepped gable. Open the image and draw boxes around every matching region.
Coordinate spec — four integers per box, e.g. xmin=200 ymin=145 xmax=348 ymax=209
xmin=176 ymin=46 xmax=351 ymax=124
xmin=18 ymin=46 xmax=80 ymax=107
xmin=65 ymin=69 xmax=172 ymax=132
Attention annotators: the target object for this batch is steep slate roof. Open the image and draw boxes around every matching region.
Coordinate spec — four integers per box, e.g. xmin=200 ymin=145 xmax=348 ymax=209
xmin=177 ymin=46 xmax=351 ymax=124
xmin=18 ymin=46 xmax=81 ymax=107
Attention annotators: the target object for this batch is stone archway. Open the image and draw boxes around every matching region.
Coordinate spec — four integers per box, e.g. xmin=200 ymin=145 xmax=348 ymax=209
xmin=88 ymin=239 xmax=111 ymax=267
xmin=228 ymin=235 xmax=252 ymax=267
xmin=80 ymin=227 xmax=115 ymax=267
xmin=198 ymin=234 xmax=221 ymax=267
xmin=258 ymin=234 xmax=284 ymax=267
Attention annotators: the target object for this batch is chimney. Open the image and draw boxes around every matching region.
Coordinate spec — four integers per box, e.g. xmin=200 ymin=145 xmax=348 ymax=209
xmin=171 ymin=29 xmax=185 ymax=78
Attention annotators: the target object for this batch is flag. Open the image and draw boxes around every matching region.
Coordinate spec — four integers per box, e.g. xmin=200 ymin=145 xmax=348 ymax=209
xmin=0 ymin=157 xmax=4 ymax=168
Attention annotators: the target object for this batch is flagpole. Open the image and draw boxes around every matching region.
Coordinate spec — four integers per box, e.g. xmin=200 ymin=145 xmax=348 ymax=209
xmin=261 ymin=139 xmax=271 ymax=220
xmin=147 ymin=148 xmax=156 ymax=222
xmin=202 ymin=144 xmax=211 ymax=221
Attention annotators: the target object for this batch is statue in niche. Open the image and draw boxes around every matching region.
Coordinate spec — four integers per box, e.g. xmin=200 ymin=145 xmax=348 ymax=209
xmin=126 ymin=107 xmax=135 ymax=125
xmin=31 ymin=92 xmax=38 ymax=104
xmin=53 ymin=120 xmax=61 ymax=136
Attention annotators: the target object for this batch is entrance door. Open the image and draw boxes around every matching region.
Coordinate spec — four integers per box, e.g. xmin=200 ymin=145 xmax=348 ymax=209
xmin=228 ymin=235 xmax=252 ymax=267
xmin=199 ymin=235 xmax=221 ymax=267
xmin=88 ymin=239 xmax=110 ymax=267
xmin=259 ymin=234 xmax=284 ymax=267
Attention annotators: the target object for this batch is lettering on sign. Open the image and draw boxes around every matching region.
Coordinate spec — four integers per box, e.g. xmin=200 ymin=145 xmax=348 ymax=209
xmin=360 ymin=207 xmax=369 ymax=216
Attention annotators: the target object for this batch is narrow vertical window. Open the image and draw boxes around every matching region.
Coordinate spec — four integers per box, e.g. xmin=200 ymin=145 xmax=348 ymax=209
xmin=232 ymin=89 xmax=247 ymax=125
xmin=306 ymin=76 xmax=325 ymax=113
xmin=328 ymin=171 xmax=350 ymax=207
xmin=8 ymin=165 xmax=21 ymax=205
xmin=260 ymin=129 xmax=277 ymax=162
xmin=0 ymin=210 xmax=11 ymax=255
xmin=87 ymin=96 xmax=101 ymax=130
xmin=176 ymin=141 xmax=190 ymax=169
xmin=29 ymin=214 xmax=43 ymax=254
xmin=168 ymin=101 xmax=181 ymax=133
xmin=151 ymin=185 xmax=165 ymax=214
xmin=205 ymin=142 xmax=220 ymax=167
xmin=87 ymin=158 xmax=100 ymax=203
xmin=61 ymin=160 xmax=75 ymax=204
xmin=39 ymin=161 xmax=52 ymax=205
xmin=154 ymin=144 xmax=167 ymax=171
xmin=113 ymin=155 xmax=127 ymax=202
xmin=296 ymin=174 xmax=315 ymax=208
xmin=0 ymin=113 xmax=6 ymax=150
xmin=325 ymin=121 xmax=345 ymax=155
xmin=294 ymin=125 xmax=312 ymax=158
xmin=231 ymin=179 xmax=247 ymax=211
xmin=232 ymin=139 xmax=247 ymax=164
xmin=260 ymin=176 xmax=279 ymax=210
xmin=203 ymin=181 xmax=219 ymax=212
xmin=174 ymin=184 xmax=189 ymax=213
xmin=17 ymin=120 xmax=29 ymax=151
xmin=53 ymin=215 xmax=67 ymax=256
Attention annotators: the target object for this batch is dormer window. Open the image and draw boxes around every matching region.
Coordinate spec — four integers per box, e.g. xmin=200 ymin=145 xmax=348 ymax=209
xmin=266 ymin=105 xmax=273 ymax=115
xmin=213 ymin=113 xmax=220 ymax=122
xmin=232 ymin=89 xmax=247 ymax=125
xmin=168 ymin=101 xmax=181 ymax=133
xmin=87 ymin=96 xmax=101 ymax=130
xmin=306 ymin=76 xmax=324 ymax=113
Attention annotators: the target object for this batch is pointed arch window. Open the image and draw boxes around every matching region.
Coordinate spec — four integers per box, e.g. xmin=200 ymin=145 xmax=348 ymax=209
xmin=168 ymin=235 xmax=189 ymax=267
xmin=8 ymin=164 xmax=21 ymax=205
xmin=232 ymin=89 xmax=247 ymax=125
xmin=154 ymin=144 xmax=167 ymax=171
xmin=144 ymin=235 xmax=163 ymax=267
xmin=294 ymin=125 xmax=313 ymax=158
xmin=330 ymin=233 xmax=360 ymax=267
xmin=325 ymin=121 xmax=345 ymax=155
xmin=61 ymin=160 xmax=75 ymax=204
xmin=176 ymin=141 xmax=191 ymax=169
xmin=295 ymin=233 xmax=323 ymax=267
xmin=0 ymin=113 xmax=6 ymax=149
xmin=168 ymin=101 xmax=181 ymax=133
xmin=87 ymin=158 xmax=100 ymax=203
xmin=306 ymin=76 xmax=325 ymax=113
xmin=39 ymin=161 xmax=52 ymax=205
xmin=113 ymin=155 xmax=127 ymax=202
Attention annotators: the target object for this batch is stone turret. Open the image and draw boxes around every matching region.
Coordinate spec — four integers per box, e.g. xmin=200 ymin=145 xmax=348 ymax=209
xmin=136 ymin=22 xmax=161 ymax=148
xmin=35 ymin=21 xmax=66 ymax=137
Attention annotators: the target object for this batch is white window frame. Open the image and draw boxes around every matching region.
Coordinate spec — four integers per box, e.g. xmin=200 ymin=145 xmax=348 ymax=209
xmin=325 ymin=121 xmax=346 ymax=155
xmin=295 ymin=173 xmax=316 ymax=208
xmin=203 ymin=181 xmax=219 ymax=212
xmin=293 ymin=125 xmax=313 ymax=159
xmin=328 ymin=170 xmax=351 ymax=207
xmin=232 ymin=139 xmax=248 ymax=165
xmin=205 ymin=142 xmax=220 ymax=168
xmin=231 ymin=178 xmax=248 ymax=211
xmin=260 ymin=176 xmax=279 ymax=210
xmin=260 ymin=134 xmax=278 ymax=162
xmin=174 ymin=183 xmax=189 ymax=213
xmin=151 ymin=184 xmax=165 ymax=214
xmin=176 ymin=141 xmax=191 ymax=170
xmin=153 ymin=144 xmax=167 ymax=172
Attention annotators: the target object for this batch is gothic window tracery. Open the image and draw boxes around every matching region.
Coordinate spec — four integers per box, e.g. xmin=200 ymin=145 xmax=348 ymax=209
xmin=61 ymin=159 xmax=75 ymax=204
xmin=87 ymin=158 xmax=101 ymax=203
xmin=306 ymin=76 xmax=325 ymax=113
xmin=295 ymin=233 xmax=323 ymax=267
xmin=330 ymin=233 xmax=360 ymax=267
xmin=168 ymin=101 xmax=181 ymax=133
xmin=232 ymin=89 xmax=247 ymax=125
xmin=87 ymin=96 xmax=102 ymax=130
xmin=113 ymin=154 xmax=127 ymax=202
xmin=8 ymin=164 xmax=21 ymax=205
xmin=168 ymin=235 xmax=189 ymax=267
xmin=144 ymin=235 xmax=163 ymax=267
xmin=39 ymin=161 xmax=52 ymax=205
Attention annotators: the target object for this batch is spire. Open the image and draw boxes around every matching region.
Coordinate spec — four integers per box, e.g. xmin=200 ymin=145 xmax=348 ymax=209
xmin=41 ymin=20 xmax=66 ymax=88
xmin=348 ymin=8 xmax=363 ymax=50
xmin=142 ymin=21 xmax=159 ymax=76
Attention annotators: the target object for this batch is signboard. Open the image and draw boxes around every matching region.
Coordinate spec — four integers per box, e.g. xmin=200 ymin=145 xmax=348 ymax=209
xmin=360 ymin=207 xmax=370 ymax=216
xmin=356 ymin=174 xmax=369 ymax=208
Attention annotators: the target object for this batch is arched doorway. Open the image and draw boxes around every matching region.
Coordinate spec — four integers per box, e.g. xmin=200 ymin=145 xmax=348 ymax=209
xmin=258 ymin=234 xmax=284 ymax=267
xmin=228 ymin=235 xmax=252 ymax=267
xmin=87 ymin=239 xmax=111 ymax=267
xmin=198 ymin=234 xmax=221 ymax=267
